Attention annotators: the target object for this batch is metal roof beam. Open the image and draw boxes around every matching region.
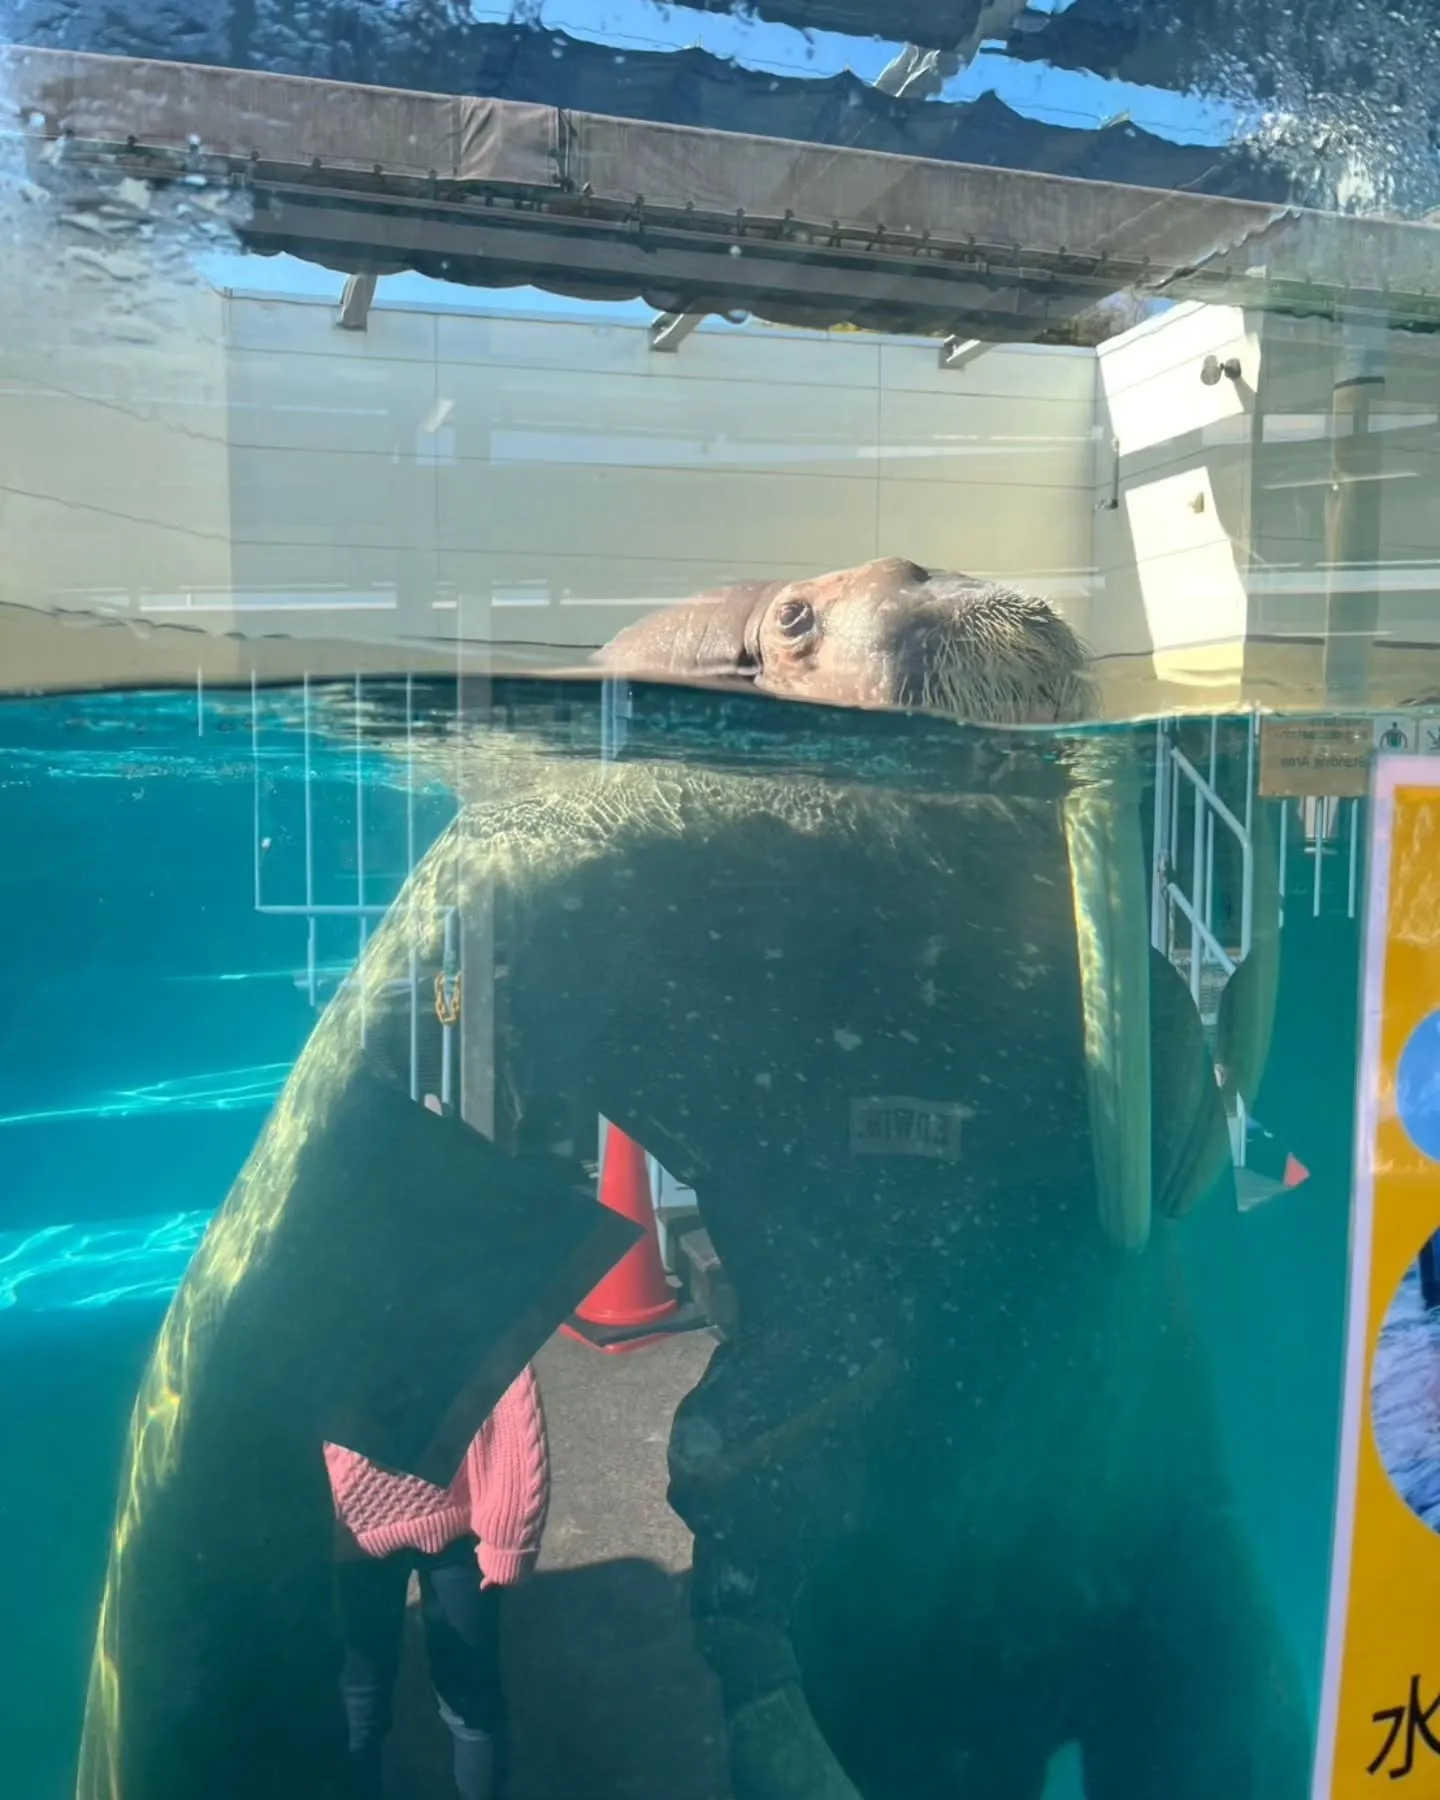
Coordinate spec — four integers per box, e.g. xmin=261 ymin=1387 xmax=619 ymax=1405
xmin=336 ymin=271 xmax=377 ymax=330
xmin=650 ymin=311 xmax=705 ymax=352
xmin=938 ymin=335 xmax=988 ymax=370
xmin=241 ymin=195 xmax=1095 ymax=340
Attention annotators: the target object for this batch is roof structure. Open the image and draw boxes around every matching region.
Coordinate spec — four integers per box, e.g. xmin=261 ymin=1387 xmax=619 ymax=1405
xmin=4 ymin=0 xmax=1436 ymax=214
xmin=6 ymin=46 xmax=1440 ymax=341
xmin=0 ymin=16 xmax=1288 ymax=203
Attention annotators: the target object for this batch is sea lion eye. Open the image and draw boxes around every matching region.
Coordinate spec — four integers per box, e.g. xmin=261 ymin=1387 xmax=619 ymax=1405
xmin=775 ymin=597 xmax=815 ymax=640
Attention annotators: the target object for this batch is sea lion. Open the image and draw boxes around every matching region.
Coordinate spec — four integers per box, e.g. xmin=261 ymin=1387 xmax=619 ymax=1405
xmin=79 ymin=558 xmax=1305 ymax=1800
xmin=599 ymin=557 xmax=1149 ymax=1255
xmin=582 ymin=563 xmax=1307 ymax=1800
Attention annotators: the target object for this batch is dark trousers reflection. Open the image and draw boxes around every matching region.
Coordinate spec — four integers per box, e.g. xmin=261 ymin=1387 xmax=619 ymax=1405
xmin=338 ymin=1536 xmax=504 ymax=1800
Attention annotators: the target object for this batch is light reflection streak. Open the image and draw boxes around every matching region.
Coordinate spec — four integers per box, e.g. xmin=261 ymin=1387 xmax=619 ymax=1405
xmin=0 ymin=1210 xmax=212 ymax=1314
xmin=0 ymin=1063 xmax=291 ymax=1130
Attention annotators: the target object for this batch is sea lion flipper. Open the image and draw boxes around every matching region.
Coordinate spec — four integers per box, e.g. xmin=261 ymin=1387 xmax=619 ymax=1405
xmin=725 ymin=1685 xmax=867 ymax=1800
xmin=77 ymin=1056 xmax=641 ymax=1800
xmin=1064 ymin=780 xmax=1154 ymax=1253
xmin=1149 ymin=949 xmax=1235 ymax=1221
xmin=1214 ymin=799 xmax=1281 ymax=1112
xmin=268 ymin=1058 xmax=641 ymax=1485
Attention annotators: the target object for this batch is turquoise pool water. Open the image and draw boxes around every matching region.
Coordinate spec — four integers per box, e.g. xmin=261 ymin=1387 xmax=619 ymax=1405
xmin=0 ymin=685 xmax=459 ymax=1301
xmin=0 ymin=682 xmax=460 ymax=1796
xmin=0 ymin=681 xmax=1359 ymax=1800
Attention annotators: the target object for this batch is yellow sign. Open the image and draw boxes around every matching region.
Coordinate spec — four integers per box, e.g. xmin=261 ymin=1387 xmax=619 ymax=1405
xmin=1315 ymin=756 xmax=1440 ymax=1796
xmin=1258 ymin=715 xmax=1372 ymax=799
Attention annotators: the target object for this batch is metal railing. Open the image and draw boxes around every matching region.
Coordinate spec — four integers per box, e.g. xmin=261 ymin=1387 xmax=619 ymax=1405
xmin=1151 ymin=716 xmax=1258 ymax=1167
xmin=1151 ymin=716 xmax=1255 ymax=1014
xmin=250 ymin=669 xmax=462 ymax=1109
xmin=1277 ymin=791 xmax=1363 ymax=927
xmin=246 ymin=666 xmax=696 ymax=1227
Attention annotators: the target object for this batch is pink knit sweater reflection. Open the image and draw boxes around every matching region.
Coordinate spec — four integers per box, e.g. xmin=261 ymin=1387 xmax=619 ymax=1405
xmin=324 ymin=1365 xmax=551 ymax=1585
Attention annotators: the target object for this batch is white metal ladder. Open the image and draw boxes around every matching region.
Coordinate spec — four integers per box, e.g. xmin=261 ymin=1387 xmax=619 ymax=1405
xmin=1150 ymin=715 xmax=1257 ymax=1168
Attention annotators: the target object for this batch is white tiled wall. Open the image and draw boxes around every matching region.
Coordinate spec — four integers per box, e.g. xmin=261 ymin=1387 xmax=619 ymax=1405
xmin=0 ymin=280 xmax=234 ymax=622
xmin=0 ymin=275 xmax=1132 ymax=669
xmin=22 ymin=273 xmax=1436 ymax=693
xmin=0 ymin=283 xmax=1100 ymax=655
xmin=217 ymin=296 xmax=1100 ymax=655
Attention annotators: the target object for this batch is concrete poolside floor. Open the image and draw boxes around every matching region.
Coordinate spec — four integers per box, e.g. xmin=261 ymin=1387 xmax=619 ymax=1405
xmin=386 ymin=1326 xmax=730 ymax=1800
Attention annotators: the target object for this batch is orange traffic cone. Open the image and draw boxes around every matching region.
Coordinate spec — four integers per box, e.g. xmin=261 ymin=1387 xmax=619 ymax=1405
xmin=561 ymin=1123 xmax=703 ymax=1354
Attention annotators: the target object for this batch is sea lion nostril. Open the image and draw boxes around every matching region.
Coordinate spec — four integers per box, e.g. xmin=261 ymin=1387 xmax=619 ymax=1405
xmin=775 ymin=597 xmax=815 ymax=639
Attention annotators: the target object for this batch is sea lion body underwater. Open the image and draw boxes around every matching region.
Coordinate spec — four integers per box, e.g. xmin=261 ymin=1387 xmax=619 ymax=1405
xmin=75 ymin=1014 xmax=640 ymax=1799
xmin=582 ymin=558 xmax=1309 ymax=1800
xmin=78 ymin=557 xmax=1306 ymax=1800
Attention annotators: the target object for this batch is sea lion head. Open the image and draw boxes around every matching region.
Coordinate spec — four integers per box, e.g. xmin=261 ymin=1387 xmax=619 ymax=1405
xmin=595 ymin=557 xmax=1097 ymax=725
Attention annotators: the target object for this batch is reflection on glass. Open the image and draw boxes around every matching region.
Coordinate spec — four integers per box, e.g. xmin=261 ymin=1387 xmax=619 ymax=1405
xmin=0 ymin=8 xmax=1426 ymax=1799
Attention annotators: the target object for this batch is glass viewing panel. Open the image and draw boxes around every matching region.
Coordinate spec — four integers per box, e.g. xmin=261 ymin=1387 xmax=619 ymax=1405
xmin=1 ymin=8 xmax=1438 ymax=1800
